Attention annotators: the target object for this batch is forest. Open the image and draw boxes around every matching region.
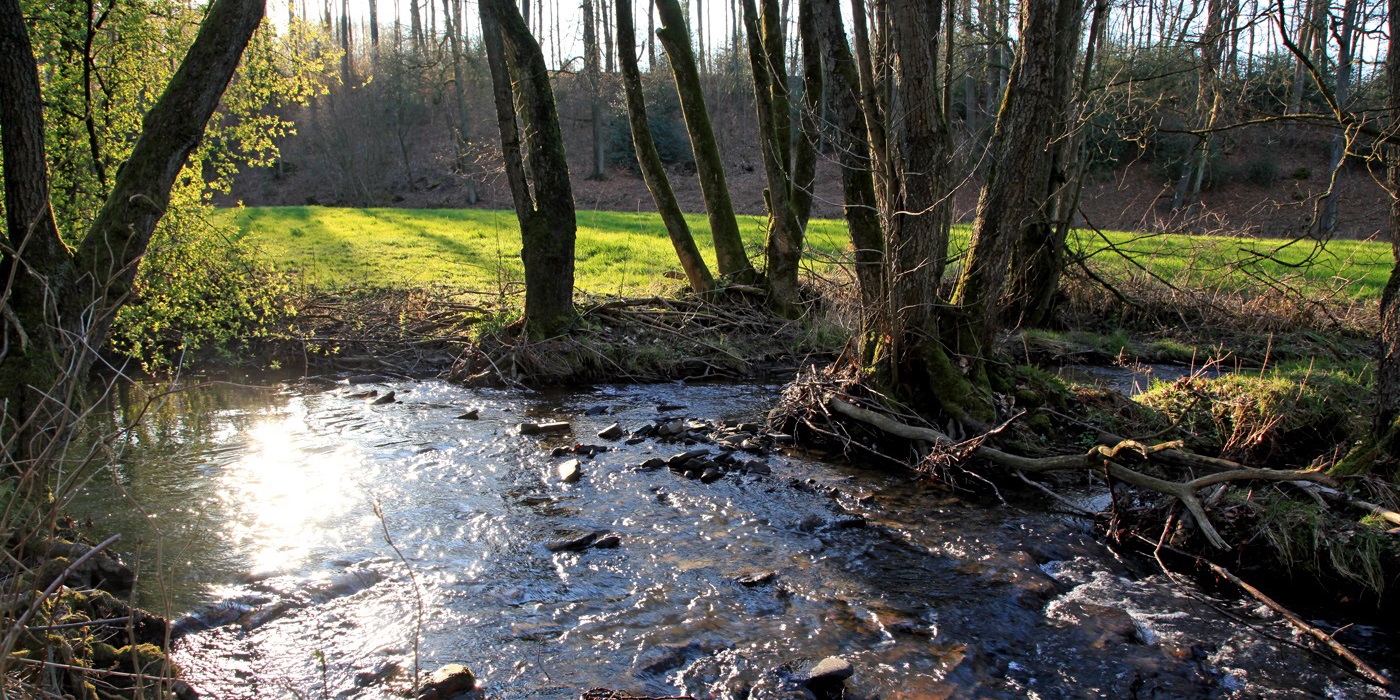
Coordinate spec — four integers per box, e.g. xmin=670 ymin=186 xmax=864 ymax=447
xmin=1 ymin=0 xmax=1399 ymax=695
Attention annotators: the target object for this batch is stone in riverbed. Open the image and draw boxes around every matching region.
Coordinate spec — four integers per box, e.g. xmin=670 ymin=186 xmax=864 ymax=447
xmin=598 ymin=423 xmax=627 ymax=440
xmin=418 ymin=663 xmax=475 ymax=699
xmin=371 ymin=391 xmax=397 ymax=405
xmin=802 ymin=656 xmax=853 ymax=695
xmin=735 ymin=570 xmax=778 ymax=587
xmin=668 ymin=449 xmax=710 ymax=467
xmin=544 ymin=530 xmax=601 ymax=551
xmin=557 ymin=459 xmax=582 ymax=483
xmin=347 ymin=374 xmax=391 ymax=384
xmin=744 ymin=460 xmax=772 ymax=475
xmin=657 ymin=419 xmax=687 ymax=436
xmin=519 ymin=421 xmax=570 ymax=435
xmin=585 ymin=405 xmax=610 ymax=416
xmin=625 ymin=437 xmax=645 ymax=445
xmin=638 ymin=458 xmax=667 ymax=471
xmin=700 ymin=466 xmax=724 ymax=484
xmin=550 ymin=446 xmax=571 ymax=457
xmin=455 ymin=409 xmax=480 ymax=420
xmin=592 ymin=534 xmax=621 ymax=549
xmin=657 ymin=403 xmax=686 ymax=412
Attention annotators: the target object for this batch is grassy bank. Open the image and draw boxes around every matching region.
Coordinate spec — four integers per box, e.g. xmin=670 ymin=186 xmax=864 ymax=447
xmin=219 ymin=206 xmax=1394 ymax=300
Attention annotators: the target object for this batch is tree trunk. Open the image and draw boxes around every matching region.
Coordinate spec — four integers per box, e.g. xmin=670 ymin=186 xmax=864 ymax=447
xmin=584 ymin=0 xmax=607 ymax=179
xmin=617 ymin=0 xmax=716 ymax=293
xmin=1320 ymin=0 xmax=1358 ymax=237
xmin=1375 ymin=0 xmax=1400 ymax=447
xmin=1004 ymin=0 xmax=1105 ymax=327
xmin=809 ymin=0 xmax=883 ymax=314
xmin=0 ymin=0 xmax=264 ymax=445
xmin=480 ymin=0 xmax=578 ymax=337
xmin=741 ymin=0 xmax=805 ymax=314
xmin=654 ymin=0 xmax=755 ymax=280
xmin=410 ymin=0 xmax=425 ymax=56
xmin=952 ymin=0 xmax=1082 ymax=367
xmin=848 ymin=0 xmax=890 ymax=208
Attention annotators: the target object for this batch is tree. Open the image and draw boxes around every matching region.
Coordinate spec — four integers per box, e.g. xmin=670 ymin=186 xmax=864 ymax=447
xmin=480 ymin=0 xmax=577 ymax=337
xmin=0 ymin=0 xmax=266 ymax=450
xmin=583 ymin=0 xmax=607 ymax=180
xmin=616 ymin=0 xmax=716 ymax=293
xmin=654 ymin=0 xmax=756 ymax=280
xmin=951 ymin=0 xmax=1083 ymax=370
xmin=740 ymin=0 xmax=814 ymax=314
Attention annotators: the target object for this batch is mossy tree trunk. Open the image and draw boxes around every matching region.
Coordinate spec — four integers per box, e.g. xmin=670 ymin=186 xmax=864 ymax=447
xmin=951 ymin=0 xmax=1083 ymax=367
xmin=480 ymin=0 xmax=577 ymax=338
xmin=616 ymin=0 xmax=716 ymax=294
xmin=653 ymin=0 xmax=756 ymax=281
xmin=740 ymin=0 xmax=810 ymax=314
xmin=0 ymin=0 xmax=264 ymax=455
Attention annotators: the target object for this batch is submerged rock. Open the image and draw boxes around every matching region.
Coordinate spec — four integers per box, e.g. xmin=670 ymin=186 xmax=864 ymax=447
xmin=371 ymin=391 xmax=397 ymax=405
xmin=593 ymin=534 xmax=621 ymax=549
xmin=544 ymin=530 xmax=600 ymax=552
xmin=585 ymin=405 xmax=610 ymax=416
xmin=455 ymin=409 xmax=480 ymax=420
xmin=735 ymin=570 xmax=778 ymax=587
xmin=638 ymin=457 xmax=667 ymax=471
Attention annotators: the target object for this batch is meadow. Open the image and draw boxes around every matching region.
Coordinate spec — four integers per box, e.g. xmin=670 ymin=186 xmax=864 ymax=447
xmin=220 ymin=206 xmax=1394 ymax=300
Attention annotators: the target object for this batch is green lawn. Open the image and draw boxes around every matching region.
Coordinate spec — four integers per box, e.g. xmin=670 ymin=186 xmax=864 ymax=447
xmin=218 ymin=206 xmax=1394 ymax=300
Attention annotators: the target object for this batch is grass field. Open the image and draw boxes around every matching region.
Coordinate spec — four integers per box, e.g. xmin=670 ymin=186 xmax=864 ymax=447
xmin=219 ymin=206 xmax=1395 ymax=300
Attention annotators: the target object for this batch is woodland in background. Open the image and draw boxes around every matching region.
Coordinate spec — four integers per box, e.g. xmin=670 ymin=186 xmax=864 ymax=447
xmin=230 ymin=0 xmax=1396 ymax=241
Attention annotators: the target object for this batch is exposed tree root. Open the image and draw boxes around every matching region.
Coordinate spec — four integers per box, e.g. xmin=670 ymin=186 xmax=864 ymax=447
xmin=824 ymin=394 xmax=1332 ymax=549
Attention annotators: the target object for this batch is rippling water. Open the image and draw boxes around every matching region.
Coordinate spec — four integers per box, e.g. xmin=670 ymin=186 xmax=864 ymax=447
xmin=72 ymin=378 xmax=1394 ymax=699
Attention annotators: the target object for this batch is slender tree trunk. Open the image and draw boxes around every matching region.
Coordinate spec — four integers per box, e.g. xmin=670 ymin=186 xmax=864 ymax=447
xmin=411 ymin=0 xmax=425 ymax=56
xmin=1172 ymin=0 xmax=1225 ymax=212
xmin=809 ymin=0 xmax=883 ymax=314
xmin=848 ymin=0 xmax=890 ymax=209
xmin=654 ymin=0 xmax=755 ymax=279
xmin=618 ymin=0 xmax=716 ymax=293
xmin=584 ymin=0 xmax=608 ymax=179
xmin=480 ymin=0 xmax=578 ymax=337
xmin=952 ymin=0 xmax=1083 ymax=368
xmin=649 ymin=0 xmax=656 ymax=68
xmin=742 ymin=0 xmax=806 ymax=313
xmin=1320 ymin=0 xmax=1358 ymax=236
xmin=1375 ymin=0 xmax=1400 ymax=438
xmin=369 ymin=0 xmax=379 ymax=48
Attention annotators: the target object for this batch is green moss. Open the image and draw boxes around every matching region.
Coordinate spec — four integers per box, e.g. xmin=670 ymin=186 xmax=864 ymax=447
xmin=1136 ymin=365 xmax=1368 ymax=464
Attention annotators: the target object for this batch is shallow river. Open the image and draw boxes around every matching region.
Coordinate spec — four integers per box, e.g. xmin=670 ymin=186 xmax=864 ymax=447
xmin=73 ymin=378 xmax=1395 ymax=699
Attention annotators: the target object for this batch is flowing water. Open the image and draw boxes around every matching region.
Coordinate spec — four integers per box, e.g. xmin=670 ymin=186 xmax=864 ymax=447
xmin=73 ymin=377 xmax=1395 ymax=699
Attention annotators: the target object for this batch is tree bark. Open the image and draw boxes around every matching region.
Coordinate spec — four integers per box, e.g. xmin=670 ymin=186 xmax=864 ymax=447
xmin=480 ymin=0 xmax=578 ymax=337
xmin=952 ymin=0 xmax=1082 ymax=361
xmin=1375 ymin=0 xmax=1400 ymax=443
xmin=584 ymin=0 xmax=607 ymax=179
xmin=1004 ymin=0 xmax=1105 ymax=328
xmin=741 ymin=0 xmax=805 ymax=314
xmin=617 ymin=0 xmax=716 ymax=293
xmin=654 ymin=0 xmax=755 ymax=280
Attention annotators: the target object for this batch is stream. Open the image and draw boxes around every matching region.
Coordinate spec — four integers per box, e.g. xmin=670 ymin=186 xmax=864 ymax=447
xmin=73 ymin=377 xmax=1395 ymax=699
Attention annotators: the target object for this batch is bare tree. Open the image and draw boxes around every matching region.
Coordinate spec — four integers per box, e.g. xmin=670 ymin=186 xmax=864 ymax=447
xmin=617 ymin=0 xmax=716 ymax=292
xmin=480 ymin=0 xmax=578 ymax=337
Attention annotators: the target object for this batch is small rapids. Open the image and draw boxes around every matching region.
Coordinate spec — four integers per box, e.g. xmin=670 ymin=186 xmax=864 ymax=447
xmin=73 ymin=379 xmax=1395 ymax=699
